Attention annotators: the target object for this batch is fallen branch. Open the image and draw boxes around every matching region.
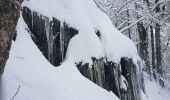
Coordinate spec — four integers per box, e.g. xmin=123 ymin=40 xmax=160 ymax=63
xmin=11 ymin=85 xmax=20 ymax=100
xmin=15 ymin=56 xmax=25 ymax=60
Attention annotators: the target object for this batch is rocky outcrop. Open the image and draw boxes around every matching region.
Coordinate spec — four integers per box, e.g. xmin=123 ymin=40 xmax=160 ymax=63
xmin=77 ymin=57 xmax=143 ymax=100
xmin=0 ymin=0 xmax=22 ymax=76
xmin=22 ymin=7 xmax=144 ymax=100
xmin=22 ymin=7 xmax=78 ymax=66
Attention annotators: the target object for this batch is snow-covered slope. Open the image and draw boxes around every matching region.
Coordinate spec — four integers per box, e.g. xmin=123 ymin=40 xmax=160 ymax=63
xmin=142 ymin=75 xmax=170 ymax=100
xmin=1 ymin=16 xmax=119 ymax=100
xmin=1 ymin=0 xmax=140 ymax=100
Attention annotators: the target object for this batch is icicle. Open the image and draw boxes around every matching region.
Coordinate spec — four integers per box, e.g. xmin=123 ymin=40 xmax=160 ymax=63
xmin=90 ymin=58 xmax=105 ymax=87
xmin=97 ymin=59 xmax=104 ymax=87
xmin=45 ymin=17 xmax=52 ymax=63
xmin=50 ymin=21 xmax=54 ymax=64
xmin=89 ymin=66 xmax=94 ymax=82
xmin=60 ymin=22 xmax=65 ymax=62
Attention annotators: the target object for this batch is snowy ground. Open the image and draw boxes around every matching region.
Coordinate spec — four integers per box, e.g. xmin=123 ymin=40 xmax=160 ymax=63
xmin=142 ymin=75 xmax=170 ymax=100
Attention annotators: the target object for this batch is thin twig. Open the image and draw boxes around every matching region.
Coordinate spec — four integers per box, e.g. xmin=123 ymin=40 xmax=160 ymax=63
xmin=15 ymin=56 xmax=25 ymax=60
xmin=11 ymin=85 xmax=20 ymax=100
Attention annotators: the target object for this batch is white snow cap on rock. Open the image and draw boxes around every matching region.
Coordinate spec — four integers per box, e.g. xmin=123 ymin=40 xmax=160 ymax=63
xmin=22 ymin=0 xmax=138 ymax=64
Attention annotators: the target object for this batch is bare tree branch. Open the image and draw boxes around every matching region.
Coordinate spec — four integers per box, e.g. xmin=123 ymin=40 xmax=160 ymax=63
xmin=120 ymin=16 xmax=145 ymax=32
xmin=115 ymin=0 xmax=133 ymax=15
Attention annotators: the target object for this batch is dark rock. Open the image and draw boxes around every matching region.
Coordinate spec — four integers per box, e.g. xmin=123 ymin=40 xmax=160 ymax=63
xmin=22 ymin=7 xmax=78 ymax=66
xmin=95 ymin=30 xmax=101 ymax=39
xmin=76 ymin=57 xmax=144 ymax=100
xmin=77 ymin=62 xmax=92 ymax=80
xmin=76 ymin=58 xmax=105 ymax=87
xmin=159 ymin=78 xmax=165 ymax=88
xmin=120 ymin=58 xmax=142 ymax=100
xmin=104 ymin=61 xmax=121 ymax=97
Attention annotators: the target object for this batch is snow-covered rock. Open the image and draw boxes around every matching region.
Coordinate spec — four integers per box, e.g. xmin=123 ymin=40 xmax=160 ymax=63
xmin=1 ymin=0 xmax=144 ymax=100
xmin=1 ymin=16 xmax=119 ymax=100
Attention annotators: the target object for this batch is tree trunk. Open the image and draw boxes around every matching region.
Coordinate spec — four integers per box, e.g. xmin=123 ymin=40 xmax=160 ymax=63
xmin=0 ymin=0 xmax=22 ymax=76
xmin=155 ymin=0 xmax=163 ymax=76
xmin=137 ymin=22 xmax=151 ymax=74
xmin=126 ymin=8 xmax=131 ymax=39
xmin=150 ymin=25 xmax=157 ymax=79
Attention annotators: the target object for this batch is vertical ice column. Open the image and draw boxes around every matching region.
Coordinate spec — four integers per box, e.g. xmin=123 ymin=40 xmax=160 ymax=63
xmin=60 ymin=22 xmax=65 ymax=62
xmin=45 ymin=18 xmax=54 ymax=65
xmin=93 ymin=59 xmax=105 ymax=87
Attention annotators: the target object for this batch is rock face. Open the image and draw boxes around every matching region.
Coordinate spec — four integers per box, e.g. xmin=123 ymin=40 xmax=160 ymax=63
xmin=22 ymin=7 xmax=144 ymax=100
xmin=22 ymin=7 xmax=78 ymax=66
xmin=0 ymin=0 xmax=22 ymax=76
xmin=77 ymin=58 xmax=144 ymax=100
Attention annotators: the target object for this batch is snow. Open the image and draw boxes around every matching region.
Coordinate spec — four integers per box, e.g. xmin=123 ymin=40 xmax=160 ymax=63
xmin=120 ymin=75 xmax=128 ymax=91
xmin=1 ymin=0 xmax=141 ymax=99
xmin=1 ymin=0 xmax=170 ymax=100
xmin=22 ymin=0 xmax=138 ymax=64
xmin=1 ymin=16 xmax=119 ymax=100
xmin=141 ymin=74 xmax=170 ymax=100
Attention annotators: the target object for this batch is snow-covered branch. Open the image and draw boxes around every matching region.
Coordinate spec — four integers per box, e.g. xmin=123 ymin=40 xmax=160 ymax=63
xmin=115 ymin=0 xmax=133 ymax=15
xmin=120 ymin=16 xmax=145 ymax=32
